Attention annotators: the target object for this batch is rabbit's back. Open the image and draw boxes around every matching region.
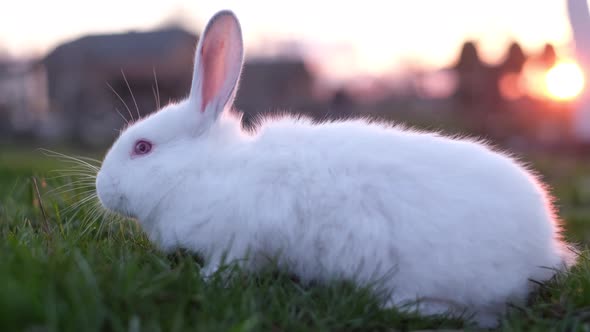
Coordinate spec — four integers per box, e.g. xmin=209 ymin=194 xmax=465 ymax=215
xmin=241 ymin=117 xmax=573 ymax=323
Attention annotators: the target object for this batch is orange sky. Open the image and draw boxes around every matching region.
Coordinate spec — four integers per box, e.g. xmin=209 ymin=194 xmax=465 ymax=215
xmin=0 ymin=0 xmax=581 ymax=81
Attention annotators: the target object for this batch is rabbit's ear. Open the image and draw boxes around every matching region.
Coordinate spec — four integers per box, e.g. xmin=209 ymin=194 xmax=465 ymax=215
xmin=189 ymin=10 xmax=244 ymax=117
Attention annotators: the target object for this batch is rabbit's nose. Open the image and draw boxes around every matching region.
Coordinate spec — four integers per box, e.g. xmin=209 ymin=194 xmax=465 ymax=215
xmin=96 ymin=171 xmax=121 ymax=208
xmin=110 ymin=175 xmax=121 ymax=186
xmin=97 ymin=170 xmax=119 ymax=186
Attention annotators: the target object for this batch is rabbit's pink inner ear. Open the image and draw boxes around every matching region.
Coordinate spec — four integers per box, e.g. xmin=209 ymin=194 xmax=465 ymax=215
xmin=200 ymin=40 xmax=226 ymax=112
xmin=199 ymin=16 xmax=234 ymax=112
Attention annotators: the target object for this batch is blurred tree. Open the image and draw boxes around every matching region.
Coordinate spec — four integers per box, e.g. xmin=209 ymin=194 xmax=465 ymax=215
xmin=500 ymin=42 xmax=526 ymax=74
xmin=452 ymin=41 xmax=489 ymax=107
xmin=538 ymin=43 xmax=557 ymax=68
xmin=455 ymin=41 xmax=481 ymax=70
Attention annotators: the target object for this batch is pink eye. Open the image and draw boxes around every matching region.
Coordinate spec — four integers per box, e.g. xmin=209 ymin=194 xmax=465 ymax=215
xmin=133 ymin=140 xmax=152 ymax=156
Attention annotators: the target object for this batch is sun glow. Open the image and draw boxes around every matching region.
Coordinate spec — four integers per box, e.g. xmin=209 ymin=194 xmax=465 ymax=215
xmin=544 ymin=61 xmax=586 ymax=101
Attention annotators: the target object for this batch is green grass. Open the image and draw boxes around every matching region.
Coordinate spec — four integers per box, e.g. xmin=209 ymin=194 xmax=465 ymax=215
xmin=1 ymin=147 xmax=590 ymax=331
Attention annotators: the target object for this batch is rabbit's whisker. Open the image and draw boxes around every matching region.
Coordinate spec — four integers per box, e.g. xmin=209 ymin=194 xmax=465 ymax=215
xmin=121 ymin=69 xmax=141 ymax=120
xmin=153 ymin=66 xmax=161 ymax=110
xmin=106 ymin=81 xmax=134 ymax=123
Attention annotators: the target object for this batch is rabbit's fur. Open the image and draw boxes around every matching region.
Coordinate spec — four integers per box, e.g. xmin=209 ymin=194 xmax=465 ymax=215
xmin=96 ymin=10 xmax=576 ymax=328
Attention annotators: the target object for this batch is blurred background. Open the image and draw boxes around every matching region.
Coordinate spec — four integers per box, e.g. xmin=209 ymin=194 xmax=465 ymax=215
xmin=0 ymin=0 xmax=589 ymax=155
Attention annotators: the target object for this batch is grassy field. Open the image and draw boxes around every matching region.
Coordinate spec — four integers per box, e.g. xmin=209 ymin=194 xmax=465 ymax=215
xmin=1 ymin=145 xmax=590 ymax=331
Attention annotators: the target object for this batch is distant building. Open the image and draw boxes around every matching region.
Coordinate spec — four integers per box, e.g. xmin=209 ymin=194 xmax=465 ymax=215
xmin=0 ymin=60 xmax=48 ymax=139
xmin=235 ymin=58 xmax=317 ymax=127
xmin=40 ymin=28 xmax=318 ymax=145
xmin=42 ymin=27 xmax=197 ymax=145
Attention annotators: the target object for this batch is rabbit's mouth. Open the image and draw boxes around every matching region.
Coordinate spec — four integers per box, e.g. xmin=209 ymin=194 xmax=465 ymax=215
xmin=111 ymin=196 xmax=135 ymax=218
xmin=96 ymin=171 xmax=135 ymax=218
xmin=97 ymin=189 xmax=135 ymax=218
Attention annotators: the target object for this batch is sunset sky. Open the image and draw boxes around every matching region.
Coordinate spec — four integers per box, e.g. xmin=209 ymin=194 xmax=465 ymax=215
xmin=0 ymin=0 xmax=582 ymax=80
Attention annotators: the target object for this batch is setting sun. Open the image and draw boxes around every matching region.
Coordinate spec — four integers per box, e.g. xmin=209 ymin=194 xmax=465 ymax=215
xmin=544 ymin=61 xmax=586 ymax=101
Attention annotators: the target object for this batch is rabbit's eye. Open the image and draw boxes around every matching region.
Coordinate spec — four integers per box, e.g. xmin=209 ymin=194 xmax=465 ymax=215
xmin=133 ymin=140 xmax=152 ymax=156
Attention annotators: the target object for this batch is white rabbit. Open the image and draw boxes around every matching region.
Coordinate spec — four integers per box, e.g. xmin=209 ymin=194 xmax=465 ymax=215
xmin=96 ymin=10 xmax=577 ymax=328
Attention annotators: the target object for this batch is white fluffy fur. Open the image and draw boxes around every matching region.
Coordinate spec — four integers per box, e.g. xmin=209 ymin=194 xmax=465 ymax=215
xmin=96 ymin=10 xmax=577 ymax=328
